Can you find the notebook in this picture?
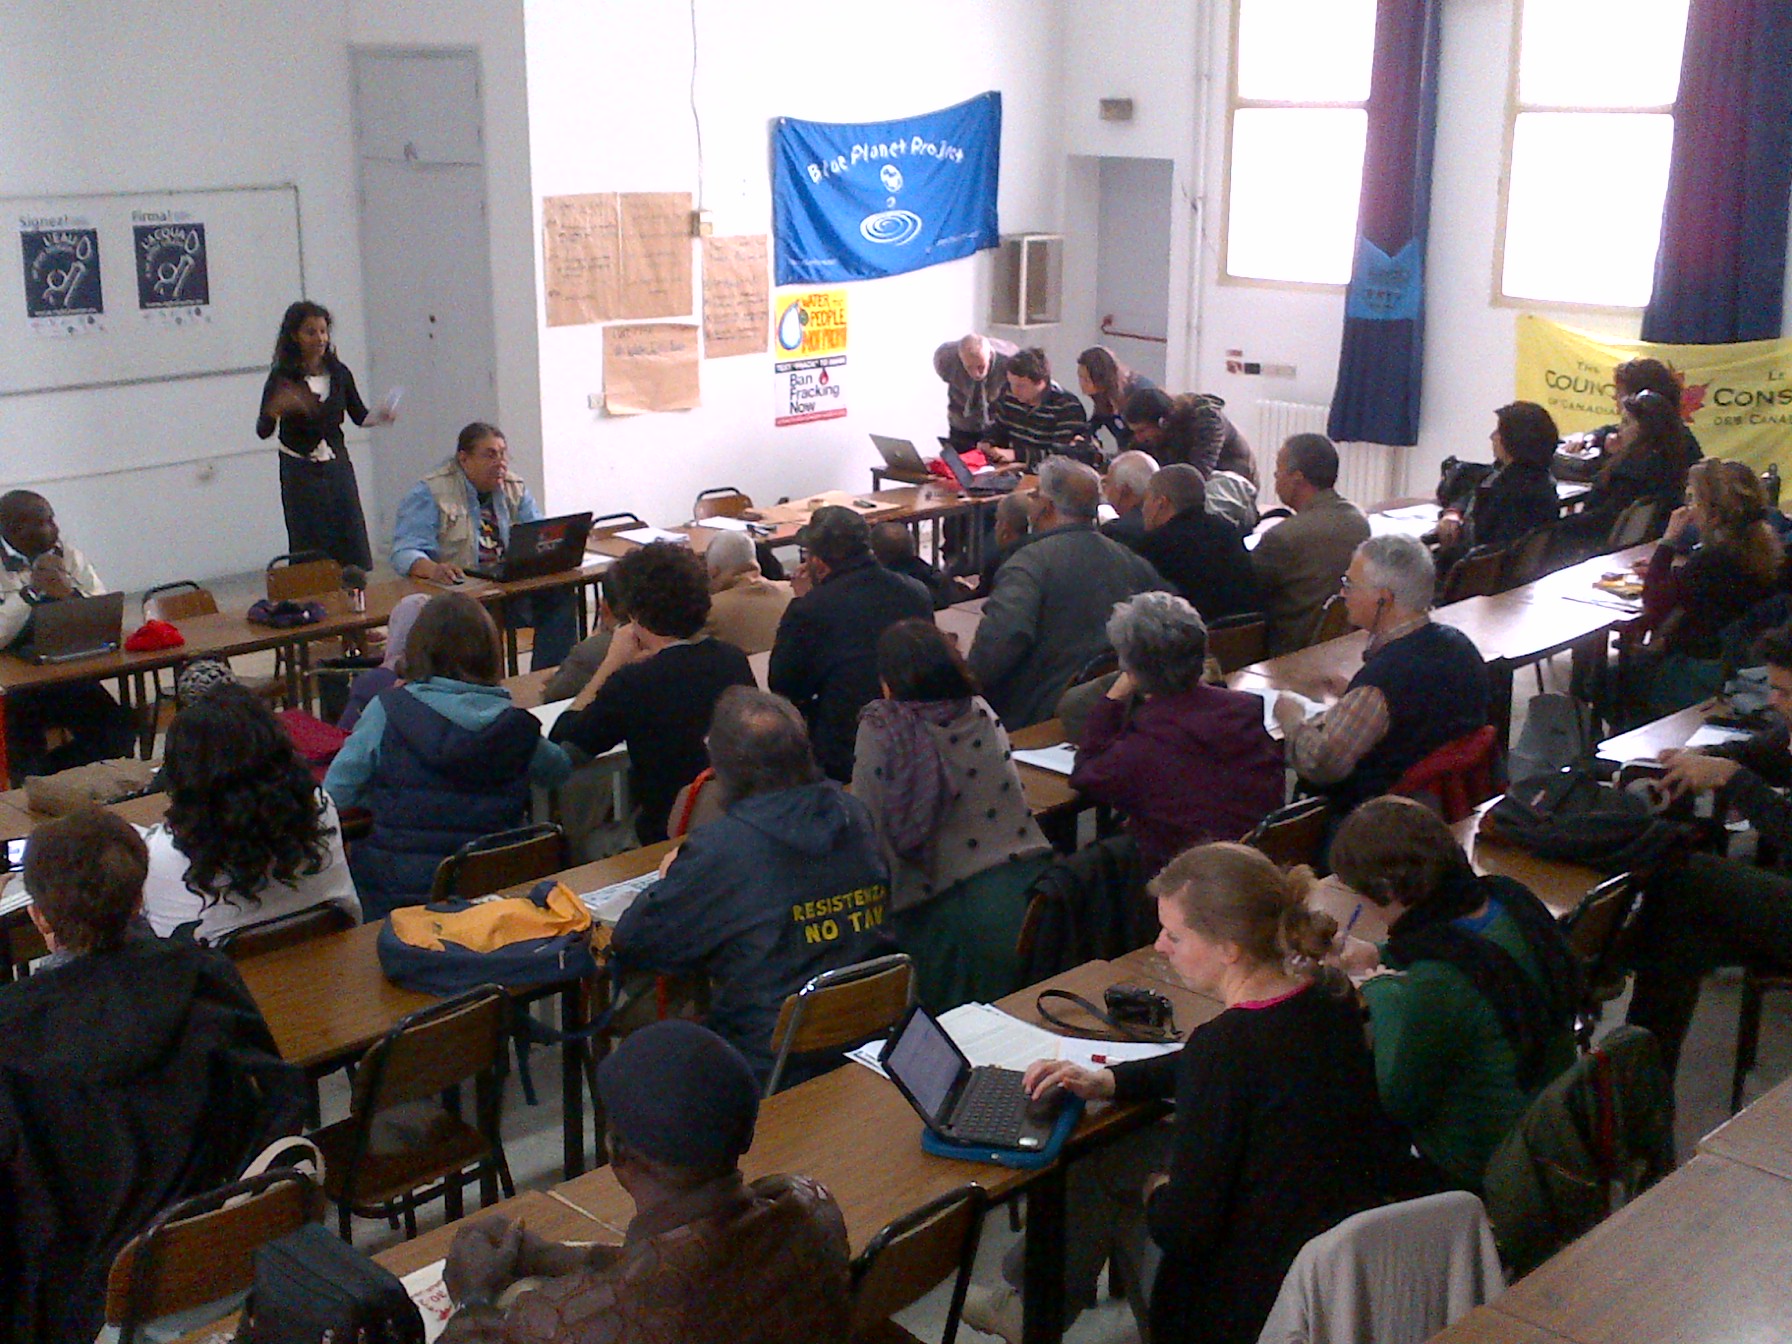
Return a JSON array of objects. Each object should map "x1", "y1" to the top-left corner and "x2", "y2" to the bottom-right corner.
[{"x1": 18, "y1": 590, "x2": 125, "y2": 664}]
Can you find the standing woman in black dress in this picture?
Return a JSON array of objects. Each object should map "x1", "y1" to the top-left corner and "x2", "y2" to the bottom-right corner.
[{"x1": 255, "y1": 301, "x2": 389, "y2": 569}]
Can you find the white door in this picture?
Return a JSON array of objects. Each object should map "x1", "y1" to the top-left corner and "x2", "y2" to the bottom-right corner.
[{"x1": 352, "y1": 49, "x2": 496, "y2": 556}]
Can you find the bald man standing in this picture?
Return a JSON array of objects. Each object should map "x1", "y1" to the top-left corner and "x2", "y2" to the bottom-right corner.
[{"x1": 934, "y1": 332, "x2": 1017, "y2": 451}]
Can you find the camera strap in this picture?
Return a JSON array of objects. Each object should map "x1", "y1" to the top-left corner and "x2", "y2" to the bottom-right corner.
[{"x1": 1033, "y1": 989, "x2": 1181, "y2": 1044}]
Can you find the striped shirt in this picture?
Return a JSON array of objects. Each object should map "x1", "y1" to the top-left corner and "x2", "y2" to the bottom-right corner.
[{"x1": 987, "y1": 384, "x2": 1093, "y2": 467}]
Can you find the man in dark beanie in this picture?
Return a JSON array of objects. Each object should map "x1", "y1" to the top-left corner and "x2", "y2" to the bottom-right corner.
[
  {"x1": 768, "y1": 504, "x2": 931, "y2": 780},
  {"x1": 439, "y1": 1021, "x2": 850, "y2": 1344}
]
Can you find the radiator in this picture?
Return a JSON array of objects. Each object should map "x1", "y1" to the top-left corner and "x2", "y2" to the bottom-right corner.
[{"x1": 1251, "y1": 400, "x2": 1402, "y2": 507}]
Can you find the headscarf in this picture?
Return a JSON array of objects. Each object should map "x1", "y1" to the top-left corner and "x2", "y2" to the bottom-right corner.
[
  {"x1": 857, "y1": 696, "x2": 970, "y2": 859},
  {"x1": 382, "y1": 593, "x2": 430, "y2": 672}
]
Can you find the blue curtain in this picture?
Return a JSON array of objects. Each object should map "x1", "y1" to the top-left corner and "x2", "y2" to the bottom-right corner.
[
  {"x1": 1641, "y1": 1, "x2": 1792, "y2": 343},
  {"x1": 1327, "y1": 0, "x2": 1442, "y2": 447}
]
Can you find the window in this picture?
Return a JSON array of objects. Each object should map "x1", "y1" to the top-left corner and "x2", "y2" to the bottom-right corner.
[
  {"x1": 1499, "y1": 0, "x2": 1690, "y2": 308},
  {"x1": 1223, "y1": 0, "x2": 1376, "y2": 286}
]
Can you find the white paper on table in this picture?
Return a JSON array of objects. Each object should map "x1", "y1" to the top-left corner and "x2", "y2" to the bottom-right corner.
[
  {"x1": 1379, "y1": 503, "x2": 1442, "y2": 522},
  {"x1": 1012, "y1": 743, "x2": 1077, "y2": 776},
  {"x1": 1256, "y1": 688, "x2": 1325, "y2": 737},
  {"x1": 0, "y1": 874, "x2": 29, "y2": 918},
  {"x1": 846, "y1": 1002, "x2": 1064, "y2": 1079},
  {"x1": 529, "y1": 698, "x2": 576, "y2": 736},
  {"x1": 1686, "y1": 724, "x2": 1752, "y2": 749},
  {"x1": 615, "y1": 526, "x2": 688, "y2": 546},
  {"x1": 697, "y1": 515, "x2": 754, "y2": 533},
  {"x1": 579, "y1": 870, "x2": 660, "y2": 925},
  {"x1": 400, "y1": 1260, "x2": 455, "y2": 1342},
  {"x1": 1054, "y1": 1038, "x2": 1181, "y2": 1071}
]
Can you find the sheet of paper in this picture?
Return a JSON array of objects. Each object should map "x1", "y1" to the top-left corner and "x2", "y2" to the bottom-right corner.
[
  {"x1": 617, "y1": 192, "x2": 693, "y2": 319},
  {"x1": 0, "y1": 874, "x2": 29, "y2": 918},
  {"x1": 1012, "y1": 744, "x2": 1077, "y2": 776},
  {"x1": 1256, "y1": 688, "x2": 1325, "y2": 737},
  {"x1": 698, "y1": 515, "x2": 753, "y2": 533},
  {"x1": 1054, "y1": 1038, "x2": 1181, "y2": 1071},
  {"x1": 604, "y1": 323, "x2": 700, "y2": 415},
  {"x1": 529, "y1": 697, "x2": 575, "y2": 737},
  {"x1": 400, "y1": 1260, "x2": 455, "y2": 1343},
  {"x1": 846, "y1": 1002, "x2": 1063, "y2": 1079},
  {"x1": 542, "y1": 194, "x2": 622, "y2": 327},
  {"x1": 702, "y1": 234, "x2": 768, "y2": 357},
  {"x1": 614, "y1": 525, "x2": 689, "y2": 546},
  {"x1": 579, "y1": 870, "x2": 660, "y2": 925},
  {"x1": 1687, "y1": 723, "x2": 1752, "y2": 748}
]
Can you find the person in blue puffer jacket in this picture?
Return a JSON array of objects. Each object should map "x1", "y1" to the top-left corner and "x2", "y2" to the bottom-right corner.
[{"x1": 325, "y1": 592, "x2": 570, "y2": 920}]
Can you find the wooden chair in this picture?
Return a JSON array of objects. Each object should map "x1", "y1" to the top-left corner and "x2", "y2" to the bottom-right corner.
[
  {"x1": 1242, "y1": 797, "x2": 1330, "y2": 870},
  {"x1": 104, "y1": 1169, "x2": 321, "y2": 1344},
  {"x1": 1393, "y1": 725, "x2": 1501, "y2": 824},
  {"x1": 1308, "y1": 593, "x2": 1352, "y2": 647},
  {"x1": 1559, "y1": 871, "x2": 1642, "y2": 1050},
  {"x1": 266, "y1": 551, "x2": 344, "y2": 601},
  {"x1": 1206, "y1": 612, "x2": 1268, "y2": 674},
  {"x1": 850, "y1": 1185, "x2": 986, "y2": 1344},
  {"x1": 1440, "y1": 544, "x2": 1506, "y2": 603},
  {"x1": 765, "y1": 953, "x2": 915, "y2": 1096},
  {"x1": 430, "y1": 822, "x2": 571, "y2": 901},
  {"x1": 143, "y1": 579, "x2": 219, "y2": 624},
  {"x1": 312, "y1": 984, "x2": 515, "y2": 1241},
  {"x1": 217, "y1": 903, "x2": 357, "y2": 961},
  {"x1": 693, "y1": 487, "x2": 753, "y2": 521},
  {"x1": 590, "y1": 511, "x2": 647, "y2": 540}
]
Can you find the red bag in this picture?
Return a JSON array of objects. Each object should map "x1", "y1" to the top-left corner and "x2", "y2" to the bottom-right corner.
[{"x1": 277, "y1": 709, "x2": 349, "y2": 782}]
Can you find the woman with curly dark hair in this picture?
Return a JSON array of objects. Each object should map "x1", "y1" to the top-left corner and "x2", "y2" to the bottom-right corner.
[{"x1": 141, "y1": 682, "x2": 360, "y2": 942}]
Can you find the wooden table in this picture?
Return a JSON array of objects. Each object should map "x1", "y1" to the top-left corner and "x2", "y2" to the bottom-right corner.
[
  {"x1": 1699, "y1": 1073, "x2": 1792, "y2": 1179},
  {"x1": 554, "y1": 956, "x2": 1215, "y2": 1344},
  {"x1": 1426, "y1": 1306, "x2": 1577, "y2": 1343},
  {"x1": 1491, "y1": 1154, "x2": 1792, "y2": 1344},
  {"x1": 1595, "y1": 701, "x2": 1714, "y2": 765}
]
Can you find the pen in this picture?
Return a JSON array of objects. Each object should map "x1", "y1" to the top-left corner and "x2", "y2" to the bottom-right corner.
[{"x1": 1345, "y1": 903, "x2": 1363, "y2": 937}]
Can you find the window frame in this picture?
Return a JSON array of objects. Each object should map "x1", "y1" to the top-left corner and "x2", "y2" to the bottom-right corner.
[
  {"x1": 1217, "y1": 0, "x2": 1373, "y2": 294},
  {"x1": 1491, "y1": 0, "x2": 1682, "y2": 313}
]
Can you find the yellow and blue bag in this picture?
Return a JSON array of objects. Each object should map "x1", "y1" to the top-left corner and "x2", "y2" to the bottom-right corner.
[{"x1": 376, "y1": 879, "x2": 597, "y2": 996}]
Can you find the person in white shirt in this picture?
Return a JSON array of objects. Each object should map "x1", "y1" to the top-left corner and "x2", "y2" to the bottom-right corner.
[{"x1": 140, "y1": 682, "x2": 360, "y2": 943}]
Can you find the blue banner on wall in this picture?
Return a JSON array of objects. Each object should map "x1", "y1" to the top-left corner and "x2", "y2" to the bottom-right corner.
[{"x1": 773, "y1": 92, "x2": 1001, "y2": 285}]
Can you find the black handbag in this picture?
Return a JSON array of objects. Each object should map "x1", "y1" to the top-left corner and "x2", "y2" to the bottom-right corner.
[{"x1": 234, "y1": 1224, "x2": 424, "y2": 1344}]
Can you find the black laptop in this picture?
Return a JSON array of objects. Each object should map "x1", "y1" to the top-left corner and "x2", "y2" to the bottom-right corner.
[
  {"x1": 880, "y1": 1002, "x2": 1060, "y2": 1151},
  {"x1": 465, "y1": 512, "x2": 594, "y2": 582},
  {"x1": 939, "y1": 443, "x2": 1020, "y2": 496},
  {"x1": 17, "y1": 591, "x2": 125, "y2": 664}
]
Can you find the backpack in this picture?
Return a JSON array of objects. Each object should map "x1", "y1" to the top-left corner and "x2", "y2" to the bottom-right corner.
[
  {"x1": 376, "y1": 879, "x2": 598, "y2": 996},
  {"x1": 1481, "y1": 765, "x2": 1682, "y2": 874},
  {"x1": 233, "y1": 1223, "x2": 424, "y2": 1344}
]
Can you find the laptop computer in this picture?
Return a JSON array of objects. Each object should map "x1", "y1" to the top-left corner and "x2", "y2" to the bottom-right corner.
[
  {"x1": 465, "y1": 512, "x2": 594, "y2": 582},
  {"x1": 18, "y1": 590, "x2": 125, "y2": 664},
  {"x1": 869, "y1": 434, "x2": 932, "y2": 481},
  {"x1": 880, "y1": 1002, "x2": 1061, "y2": 1151},
  {"x1": 939, "y1": 443, "x2": 1020, "y2": 496}
]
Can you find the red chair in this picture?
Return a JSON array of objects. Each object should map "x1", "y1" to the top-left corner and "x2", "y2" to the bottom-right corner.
[{"x1": 1393, "y1": 725, "x2": 1500, "y2": 824}]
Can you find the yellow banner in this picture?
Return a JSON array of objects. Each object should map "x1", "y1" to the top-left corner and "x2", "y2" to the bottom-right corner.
[{"x1": 1513, "y1": 314, "x2": 1792, "y2": 472}]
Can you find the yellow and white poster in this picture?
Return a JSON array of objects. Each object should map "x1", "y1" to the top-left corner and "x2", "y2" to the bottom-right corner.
[
  {"x1": 1515, "y1": 314, "x2": 1792, "y2": 471},
  {"x1": 773, "y1": 288, "x2": 847, "y2": 427}
]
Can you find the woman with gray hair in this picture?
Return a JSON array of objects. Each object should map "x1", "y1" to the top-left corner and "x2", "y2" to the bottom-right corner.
[{"x1": 1069, "y1": 592, "x2": 1284, "y2": 874}]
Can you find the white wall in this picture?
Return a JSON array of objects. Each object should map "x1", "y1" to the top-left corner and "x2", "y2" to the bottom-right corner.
[
  {"x1": 0, "y1": 0, "x2": 529, "y2": 591},
  {"x1": 521, "y1": 0, "x2": 1067, "y2": 527}
]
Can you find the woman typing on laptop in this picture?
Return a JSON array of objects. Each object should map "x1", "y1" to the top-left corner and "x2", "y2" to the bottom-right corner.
[{"x1": 965, "y1": 843, "x2": 1433, "y2": 1344}]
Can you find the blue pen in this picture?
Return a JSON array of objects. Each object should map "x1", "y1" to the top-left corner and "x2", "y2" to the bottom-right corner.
[{"x1": 1344, "y1": 903, "x2": 1363, "y2": 937}]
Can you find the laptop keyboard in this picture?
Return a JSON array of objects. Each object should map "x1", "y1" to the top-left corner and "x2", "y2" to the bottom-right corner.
[{"x1": 950, "y1": 1066, "x2": 1030, "y2": 1146}]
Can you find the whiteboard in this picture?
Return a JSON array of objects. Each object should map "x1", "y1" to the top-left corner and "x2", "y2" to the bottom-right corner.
[{"x1": 0, "y1": 184, "x2": 304, "y2": 397}]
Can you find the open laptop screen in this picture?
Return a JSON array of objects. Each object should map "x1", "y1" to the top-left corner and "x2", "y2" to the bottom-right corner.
[
  {"x1": 883, "y1": 1006, "x2": 967, "y2": 1121},
  {"x1": 938, "y1": 444, "x2": 975, "y2": 488}
]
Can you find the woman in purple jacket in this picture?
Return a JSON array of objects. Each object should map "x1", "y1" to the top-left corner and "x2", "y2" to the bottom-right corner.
[{"x1": 1070, "y1": 592, "x2": 1284, "y2": 875}]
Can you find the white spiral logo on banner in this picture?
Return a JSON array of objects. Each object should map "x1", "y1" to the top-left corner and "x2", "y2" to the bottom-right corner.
[{"x1": 860, "y1": 209, "x2": 923, "y2": 246}]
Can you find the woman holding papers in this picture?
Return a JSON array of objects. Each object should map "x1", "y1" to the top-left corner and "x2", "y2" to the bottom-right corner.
[
  {"x1": 966, "y1": 843, "x2": 1432, "y2": 1344},
  {"x1": 255, "y1": 299, "x2": 392, "y2": 569},
  {"x1": 851, "y1": 619, "x2": 1052, "y2": 1010},
  {"x1": 1069, "y1": 593, "x2": 1283, "y2": 876}
]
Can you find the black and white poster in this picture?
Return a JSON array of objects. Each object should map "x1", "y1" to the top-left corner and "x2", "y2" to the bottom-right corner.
[
  {"x1": 132, "y1": 211, "x2": 210, "y2": 326},
  {"x1": 19, "y1": 216, "x2": 105, "y2": 336}
]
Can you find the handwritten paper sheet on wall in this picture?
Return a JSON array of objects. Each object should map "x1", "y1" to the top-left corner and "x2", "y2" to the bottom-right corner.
[
  {"x1": 604, "y1": 324, "x2": 699, "y2": 415},
  {"x1": 542, "y1": 192, "x2": 693, "y2": 327},
  {"x1": 702, "y1": 235, "x2": 768, "y2": 357}
]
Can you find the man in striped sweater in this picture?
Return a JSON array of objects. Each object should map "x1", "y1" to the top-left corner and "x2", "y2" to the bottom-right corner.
[{"x1": 982, "y1": 347, "x2": 1096, "y2": 469}]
